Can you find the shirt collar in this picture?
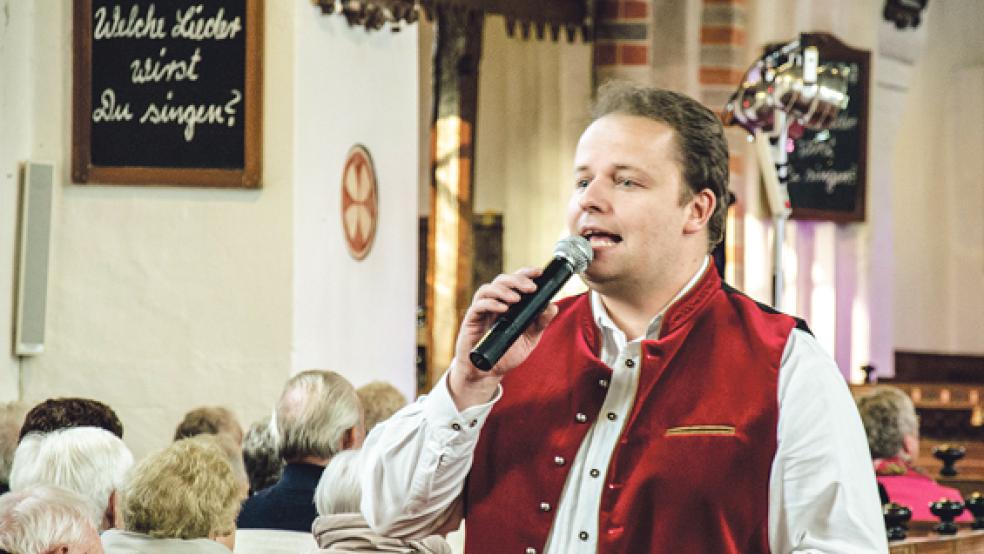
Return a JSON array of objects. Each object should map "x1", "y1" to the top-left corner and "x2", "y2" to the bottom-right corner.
[
  {"x1": 280, "y1": 462, "x2": 326, "y2": 489},
  {"x1": 590, "y1": 255, "x2": 709, "y2": 343}
]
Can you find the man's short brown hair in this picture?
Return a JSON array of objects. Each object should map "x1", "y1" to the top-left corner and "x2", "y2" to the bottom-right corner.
[{"x1": 173, "y1": 406, "x2": 243, "y2": 444}]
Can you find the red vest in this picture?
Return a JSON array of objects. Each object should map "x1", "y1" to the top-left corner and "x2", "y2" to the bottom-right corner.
[{"x1": 465, "y1": 267, "x2": 799, "y2": 553}]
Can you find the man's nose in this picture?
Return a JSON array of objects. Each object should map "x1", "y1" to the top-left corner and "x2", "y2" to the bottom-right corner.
[{"x1": 578, "y1": 178, "x2": 611, "y2": 212}]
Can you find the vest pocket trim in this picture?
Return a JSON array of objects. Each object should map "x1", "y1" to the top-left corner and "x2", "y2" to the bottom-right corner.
[{"x1": 664, "y1": 425, "x2": 736, "y2": 437}]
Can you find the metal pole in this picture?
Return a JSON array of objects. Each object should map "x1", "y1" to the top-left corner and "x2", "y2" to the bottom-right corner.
[
  {"x1": 753, "y1": 121, "x2": 792, "y2": 310},
  {"x1": 771, "y1": 120, "x2": 790, "y2": 311}
]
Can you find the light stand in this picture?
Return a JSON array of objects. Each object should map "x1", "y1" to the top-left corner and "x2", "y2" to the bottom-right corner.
[{"x1": 753, "y1": 121, "x2": 792, "y2": 309}]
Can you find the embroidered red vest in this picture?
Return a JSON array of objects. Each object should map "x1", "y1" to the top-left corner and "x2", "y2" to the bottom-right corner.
[{"x1": 464, "y1": 267, "x2": 799, "y2": 554}]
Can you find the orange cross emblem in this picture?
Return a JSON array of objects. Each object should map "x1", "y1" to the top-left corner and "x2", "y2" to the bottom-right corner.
[{"x1": 341, "y1": 145, "x2": 378, "y2": 260}]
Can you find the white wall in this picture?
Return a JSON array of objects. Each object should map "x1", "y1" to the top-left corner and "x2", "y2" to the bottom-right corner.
[
  {"x1": 894, "y1": 0, "x2": 984, "y2": 355},
  {"x1": 291, "y1": 7, "x2": 419, "y2": 398},
  {"x1": 14, "y1": 1, "x2": 297, "y2": 460},
  {"x1": 475, "y1": 16, "x2": 593, "y2": 271},
  {"x1": 0, "y1": 0, "x2": 32, "y2": 400},
  {"x1": 1, "y1": 1, "x2": 421, "y2": 459}
]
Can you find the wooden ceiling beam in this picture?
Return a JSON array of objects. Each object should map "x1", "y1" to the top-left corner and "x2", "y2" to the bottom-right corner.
[{"x1": 312, "y1": 0, "x2": 593, "y2": 41}]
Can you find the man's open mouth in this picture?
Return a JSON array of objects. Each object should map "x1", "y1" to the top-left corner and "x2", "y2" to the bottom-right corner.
[{"x1": 581, "y1": 229, "x2": 623, "y2": 247}]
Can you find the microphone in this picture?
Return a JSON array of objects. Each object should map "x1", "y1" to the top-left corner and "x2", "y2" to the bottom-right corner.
[{"x1": 469, "y1": 235, "x2": 593, "y2": 371}]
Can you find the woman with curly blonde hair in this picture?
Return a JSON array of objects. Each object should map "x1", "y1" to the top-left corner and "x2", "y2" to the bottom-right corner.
[{"x1": 101, "y1": 435, "x2": 241, "y2": 553}]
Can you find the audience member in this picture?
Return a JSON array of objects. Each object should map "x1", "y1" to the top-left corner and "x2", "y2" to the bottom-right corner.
[
  {"x1": 0, "y1": 401, "x2": 28, "y2": 494},
  {"x1": 173, "y1": 407, "x2": 249, "y2": 500},
  {"x1": 242, "y1": 418, "x2": 283, "y2": 496},
  {"x1": 857, "y1": 386, "x2": 971, "y2": 522},
  {"x1": 101, "y1": 436, "x2": 240, "y2": 553},
  {"x1": 9, "y1": 427, "x2": 133, "y2": 532},
  {"x1": 210, "y1": 432, "x2": 250, "y2": 501},
  {"x1": 0, "y1": 484, "x2": 105, "y2": 554},
  {"x1": 237, "y1": 370, "x2": 364, "y2": 532},
  {"x1": 173, "y1": 406, "x2": 244, "y2": 445},
  {"x1": 312, "y1": 450, "x2": 451, "y2": 553},
  {"x1": 19, "y1": 397, "x2": 123, "y2": 440},
  {"x1": 356, "y1": 381, "x2": 408, "y2": 434}
]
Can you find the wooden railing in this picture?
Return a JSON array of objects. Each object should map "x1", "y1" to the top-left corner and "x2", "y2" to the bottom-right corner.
[
  {"x1": 890, "y1": 529, "x2": 984, "y2": 553},
  {"x1": 851, "y1": 383, "x2": 984, "y2": 428}
]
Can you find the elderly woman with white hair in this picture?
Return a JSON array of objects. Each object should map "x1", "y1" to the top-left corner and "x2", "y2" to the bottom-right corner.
[
  {"x1": 0, "y1": 484, "x2": 105, "y2": 554},
  {"x1": 101, "y1": 435, "x2": 241, "y2": 553},
  {"x1": 310, "y1": 449, "x2": 451, "y2": 553},
  {"x1": 10, "y1": 427, "x2": 133, "y2": 531}
]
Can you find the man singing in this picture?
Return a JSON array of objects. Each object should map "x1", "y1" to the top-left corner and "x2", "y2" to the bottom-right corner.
[{"x1": 360, "y1": 82, "x2": 886, "y2": 553}]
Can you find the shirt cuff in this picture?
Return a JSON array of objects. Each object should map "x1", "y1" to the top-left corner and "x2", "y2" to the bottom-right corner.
[{"x1": 422, "y1": 366, "x2": 502, "y2": 439}]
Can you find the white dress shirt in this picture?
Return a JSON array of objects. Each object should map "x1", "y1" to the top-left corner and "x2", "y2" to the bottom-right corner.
[{"x1": 360, "y1": 260, "x2": 887, "y2": 553}]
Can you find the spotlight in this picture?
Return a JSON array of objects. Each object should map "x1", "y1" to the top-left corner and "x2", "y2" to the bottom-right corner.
[{"x1": 724, "y1": 39, "x2": 849, "y2": 136}]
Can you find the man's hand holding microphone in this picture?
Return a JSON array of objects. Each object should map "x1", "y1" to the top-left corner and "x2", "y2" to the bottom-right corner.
[{"x1": 447, "y1": 236, "x2": 592, "y2": 411}]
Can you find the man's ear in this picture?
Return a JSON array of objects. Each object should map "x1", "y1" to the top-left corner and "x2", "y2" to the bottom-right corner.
[
  {"x1": 683, "y1": 188, "x2": 716, "y2": 235},
  {"x1": 106, "y1": 489, "x2": 122, "y2": 530},
  {"x1": 902, "y1": 433, "x2": 920, "y2": 461},
  {"x1": 341, "y1": 425, "x2": 365, "y2": 450}
]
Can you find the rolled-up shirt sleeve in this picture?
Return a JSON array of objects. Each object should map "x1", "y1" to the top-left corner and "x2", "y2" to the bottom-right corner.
[
  {"x1": 769, "y1": 328, "x2": 888, "y2": 553},
  {"x1": 360, "y1": 369, "x2": 500, "y2": 538}
]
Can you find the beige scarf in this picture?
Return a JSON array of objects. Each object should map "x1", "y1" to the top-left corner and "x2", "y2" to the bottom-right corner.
[{"x1": 311, "y1": 513, "x2": 452, "y2": 554}]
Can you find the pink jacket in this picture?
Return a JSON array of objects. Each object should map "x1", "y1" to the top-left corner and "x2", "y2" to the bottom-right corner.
[{"x1": 876, "y1": 458, "x2": 973, "y2": 522}]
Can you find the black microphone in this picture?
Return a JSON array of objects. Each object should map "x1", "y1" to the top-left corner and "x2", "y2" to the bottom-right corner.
[{"x1": 469, "y1": 235, "x2": 593, "y2": 371}]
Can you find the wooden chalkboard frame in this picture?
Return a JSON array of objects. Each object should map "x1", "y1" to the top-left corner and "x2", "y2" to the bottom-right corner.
[
  {"x1": 71, "y1": 0, "x2": 263, "y2": 188},
  {"x1": 785, "y1": 33, "x2": 870, "y2": 222}
]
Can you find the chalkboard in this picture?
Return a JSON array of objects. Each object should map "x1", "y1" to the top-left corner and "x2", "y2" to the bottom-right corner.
[
  {"x1": 785, "y1": 33, "x2": 869, "y2": 222},
  {"x1": 72, "y1": 0, "x2": 262, "y2": 187}
]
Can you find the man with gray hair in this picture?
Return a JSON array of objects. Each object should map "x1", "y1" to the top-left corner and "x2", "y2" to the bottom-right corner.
[
  {"x1": 237, "y1": 369, "x2": 364, "y2": 532},
  {"x1": 9, "y1": 427, "x2": 134, "y2": 531},
  {"x1": 0, "y1": 484, "x2": 105, "y2": 554}
]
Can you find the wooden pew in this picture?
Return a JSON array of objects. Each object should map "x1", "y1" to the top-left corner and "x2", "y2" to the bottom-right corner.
[{"x1": 889, "y1": 529, "x2": 984, "y2": 553}]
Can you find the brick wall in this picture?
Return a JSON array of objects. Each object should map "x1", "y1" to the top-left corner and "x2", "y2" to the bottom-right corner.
[
  {"x1": 699, "y1": 0, "x2": 749, "y2": 286},
  {"x1": 594, "y1": 0, "x2": 651, "y2": 82}
]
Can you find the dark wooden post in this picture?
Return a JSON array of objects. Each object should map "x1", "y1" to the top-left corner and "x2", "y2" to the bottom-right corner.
[{"x1": 424, "y1": 6, "x2": 484, "y2": 390}]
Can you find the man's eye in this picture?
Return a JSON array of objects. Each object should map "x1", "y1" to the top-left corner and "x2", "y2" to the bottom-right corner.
[
  {"x1": 616, "y1": 178, "x2": 639, "y2": 188},
  {"x1": 575, "y1": 179, "x2": 590, "y2": 189}
]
